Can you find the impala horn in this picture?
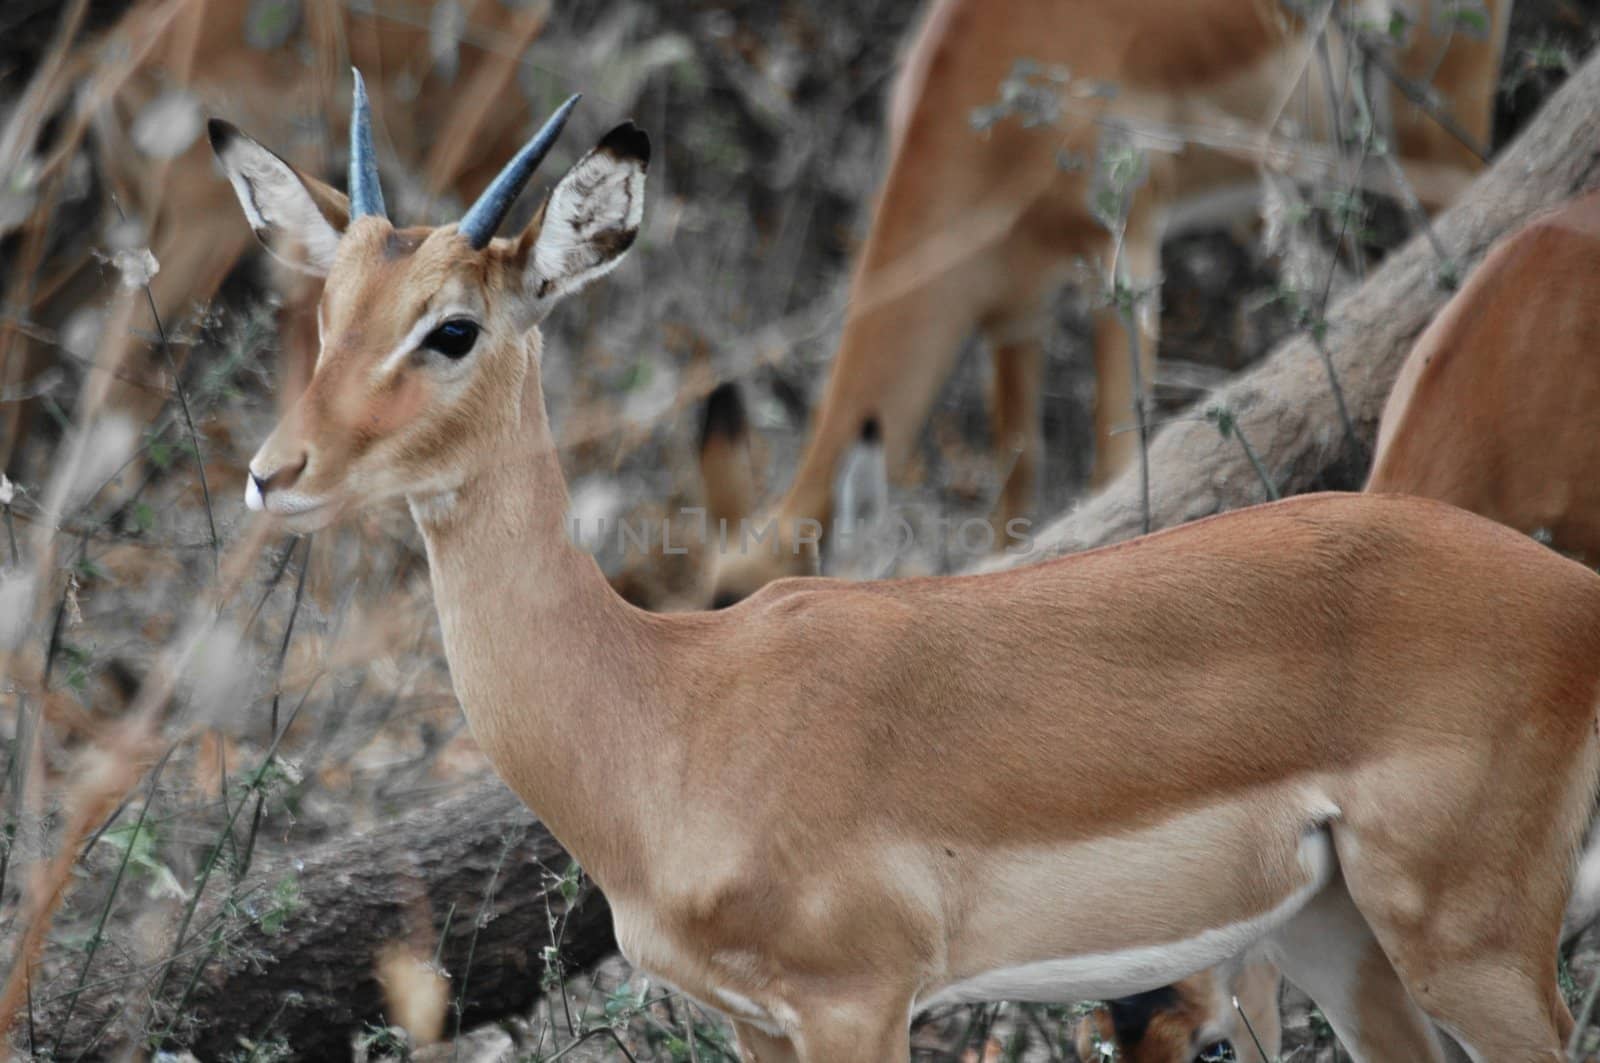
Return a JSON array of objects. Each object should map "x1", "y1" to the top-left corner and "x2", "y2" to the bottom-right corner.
[
  {"x1": 349, "y1": 68, "x2": 386, "y2": 219},
  {"x1": 458, "y1": 94, "x2": 581, "y2": 250}
]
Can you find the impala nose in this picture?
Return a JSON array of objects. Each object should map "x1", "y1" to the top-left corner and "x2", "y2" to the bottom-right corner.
[
  {"x1": 245, "y1": 471, "x2": 268, "y2": 512},
  {"x1": 244, "y1": 453, "x2": 309, "y2": 511}
]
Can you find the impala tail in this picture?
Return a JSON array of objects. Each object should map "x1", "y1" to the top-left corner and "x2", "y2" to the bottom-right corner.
[
  {"x1": 700, "y1": 382, "x2": 759, "y2": 542},
  {"x1": 609, "y1": 382, "x2": 759, "y2": 612}
]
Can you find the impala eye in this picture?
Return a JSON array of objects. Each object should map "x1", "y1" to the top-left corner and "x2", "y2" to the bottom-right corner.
[{"x1": 423, "y1": 319, "x2": 479, "y2": 359}]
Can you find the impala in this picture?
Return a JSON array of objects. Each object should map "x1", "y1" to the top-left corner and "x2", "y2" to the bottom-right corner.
[
  {"x1": 707, "y1": 0, "x2": 1511, "y2": 606},
  {"x1": 699, "y1": 380, "x2": 1287, "y2": 1062},
  {"x1": 218, "y1": 82, "x2": 1600, "y2": 1063},
  {"x1": 1079, "y1": 187, "x2": 1600, "y2": 1060},
  {"x1": 1366, "y1": 186, "x2": 1600, "y2": 560},
  {"x1": 1074, "y1": 956, "x2": 1283, "y2": 1062}
]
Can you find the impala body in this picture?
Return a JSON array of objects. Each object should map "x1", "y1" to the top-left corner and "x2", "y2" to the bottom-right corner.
[
  {"x1": 707, "y1": 0, "x2": 1510, "y2": 605},
  {"x1": 1368, "y1": 188, "x2": 1600, "y2": 559},
  {"x1": 217, "y1": 84, "x2": 1600, "y2": 1062},
  {"x1": 1082, "y1": 184, "x2": 1600, "y2": 1063}
]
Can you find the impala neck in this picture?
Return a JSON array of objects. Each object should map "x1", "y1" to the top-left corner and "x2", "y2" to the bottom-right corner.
[{"x1": 408, "y1": 345, "x2": 666, "y2": 893}]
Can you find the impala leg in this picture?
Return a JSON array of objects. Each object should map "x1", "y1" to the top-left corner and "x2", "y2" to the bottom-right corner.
[
  {"x1": 988, "y1": 331, "x2": 1044, "y2": 538},
  {"x1": 1380, "y1": 950, "x2": 1569, "y2": 1063},
  {"x1": 1230, "y1": 954, "x2": 1283, "y2": 1063},
  {"x1": 1342, "y1": 897, "x2": 1572, "y2": 1063},
  {"x1": 1263, "y1": 871, "x2": 1451, "y2": 1063},
  {"x1": 1330, "y1": 768, "x2": 1583, "y2": 1062},
  {"x1": 754, "y1": 994, "x2": 912, "y2": 1063},
  {"x1": 1089, "y1": 207, "x2": 1160, "y2": 489},
  {"x1": 732, "y1": 1020, "x2": 800, "y2": 1063}
]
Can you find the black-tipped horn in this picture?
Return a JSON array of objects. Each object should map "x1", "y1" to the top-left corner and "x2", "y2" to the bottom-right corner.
[
  {"x1": 349, "y1": 68, "x2": 386, "y2": 220},
  {"x1": 458, "y1": 94, "x2": 581, "y2": 250}
]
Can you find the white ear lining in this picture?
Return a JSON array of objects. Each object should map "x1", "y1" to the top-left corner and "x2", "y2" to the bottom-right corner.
[
  {"x1": 529, "y1": 146, "x2": 646, "y2": 304},
  {"x1": 214, "y1": 130, "x2": 343, "y2": 276}
]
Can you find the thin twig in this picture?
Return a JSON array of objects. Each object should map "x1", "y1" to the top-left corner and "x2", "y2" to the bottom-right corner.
[
  {"x1": 451, "y1": 830, "x2": 521, "y2": 1056},
  {"x1": 1108, "y1": 216, "x2": 1152, "y2": 535},
  {"x1": 1207, "y1": 406, "x2": 1280, "y2": 501},
  {"x1": 1355, "y1": 35, "x2": 1491, "y2": 163},
  {"x1": 1309, "y1": 331, "x2": 1362, "y2": 463},
  {"x1": 51, "y1": 743, "x2": 178, "y2": 1051},
  {"x1": 142, "y1": 682, "x2": 318, "y2": 1036},
  {"x1": 110, "y1": 197, "x2": 220, "y2": 579},
  {"x1": 1234, "y1": 994, "x2": 1272, "y2": 1061}
]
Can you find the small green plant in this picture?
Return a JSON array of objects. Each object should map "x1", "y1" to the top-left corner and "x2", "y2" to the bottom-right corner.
[{"x1": 355, "y1": 1023, "x2": 412, "y2": 1061}]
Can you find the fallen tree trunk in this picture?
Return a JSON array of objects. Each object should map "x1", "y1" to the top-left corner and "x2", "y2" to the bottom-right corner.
[
  {"x1": 40, "y1": 782, "x2": 615, "y2": 1060},
  {"x1": 992, "y1": 47, "x2": 1600, "y2": 568},
  {"x1": 39, "y1": 45, "x2": 1600, "y2": 1063}
]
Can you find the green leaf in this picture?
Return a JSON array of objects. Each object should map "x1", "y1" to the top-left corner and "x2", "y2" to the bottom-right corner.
[
  {"x1": 1446, "y1": 2, "x2": 1489, "y2": 33},
  {"x1": 558, "y1": 863, "x2": 582, "y2": 904},
  {"x1": 258, "y1": 875, "x2": 302, "y2": 935},
  {"x1": 621, "y1": 360, "x2": 654, "y2": 393},
  {"x1": 147, "y1": 438, "x2": 173, "y2": 469},
  {"x1": 1205, "y1": 404, "x2": 1237, "y2": 439},
  {"x1": 103, "y1": 819, "x2": 159, "y2": 866}
]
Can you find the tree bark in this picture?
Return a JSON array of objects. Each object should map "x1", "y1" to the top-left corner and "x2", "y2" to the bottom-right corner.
[
  {"x1": 38, "y1": 781, "x2": 615, "y2": 1061},
  {"x1": 990, "y1": 48, "x2": 1600, "y2": 569}
]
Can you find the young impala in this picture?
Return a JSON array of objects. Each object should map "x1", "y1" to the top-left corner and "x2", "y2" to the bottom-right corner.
[
  {"x1": 707, "y1": 0, "x2": 1511, "y2": 606},
  {"x1": 218, "y1": 82, "x2": 1600, "y2": 1062}
]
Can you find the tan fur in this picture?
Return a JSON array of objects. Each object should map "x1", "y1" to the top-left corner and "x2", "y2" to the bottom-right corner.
[
  {"x1": 1087, "y1": 187, "x2": 1600, "y2": 1062},
  {"x1": 708, "y1": 0, "x2": 1509, "y2": 605},
  {"x1": 1367, "y1": 189, "x2": 1600, "y2": 560},
  {"x1": 224, "y1": 105, "x2": 1600, "y2": 1062}
]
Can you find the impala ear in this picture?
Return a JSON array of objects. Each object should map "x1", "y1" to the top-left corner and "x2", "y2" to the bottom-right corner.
[
  {"x1": 515, "y1": 122, "x2": 649, "y2": 320},
  {"x1": 208, "y1": 119, "x2": 349, "y2": 277}
]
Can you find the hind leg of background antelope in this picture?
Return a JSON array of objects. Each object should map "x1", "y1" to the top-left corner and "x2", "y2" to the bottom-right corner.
[
  {"x1": 987, "y1": 331, "x2": 1043, "y2": 538},
  {"x1": 1230, "y1": 954, "x2": 1283, "y2": 1062},
  {"x1": 1263, "y1": 868, "x2": 1452, "y2": 1062},
  {"x1": 1089, "y1": 207, "x2": 1160, "y2": 490}
]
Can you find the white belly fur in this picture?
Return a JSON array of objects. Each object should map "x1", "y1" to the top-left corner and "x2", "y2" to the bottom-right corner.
[{"x1": 919, "y1": 825, "x2": 1335, "y2": 1008}]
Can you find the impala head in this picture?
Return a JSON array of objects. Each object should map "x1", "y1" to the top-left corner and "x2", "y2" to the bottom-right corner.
[
  {"x1": 211, "y1": 73, "x2": 648, "y2": 530},
  {"x1": 1074, "y1": 987, "x2": 1240, "y2": 1063}
]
